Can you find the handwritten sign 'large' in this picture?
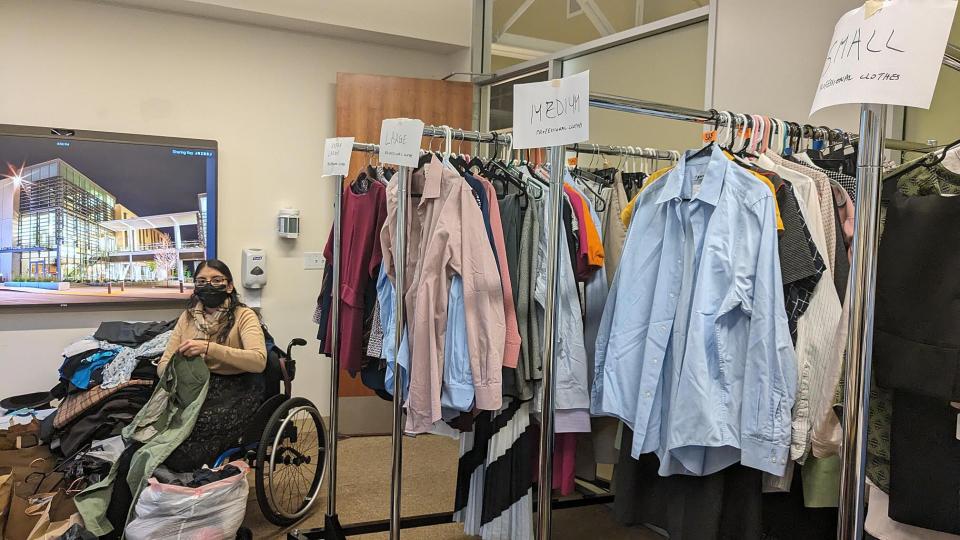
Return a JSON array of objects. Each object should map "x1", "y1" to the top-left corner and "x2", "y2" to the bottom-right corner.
[
  {"x1": 379, "y1": 118, "x2": 424, "y2": 168},
  {"x1": 323, "y1": 137, "x2": 355, "y2": 177},
  {"x1": 512, "y1": 71, "x2": 589, "y2": 149},
  {"x1": 811, "y1": 0, "x2": 957, "y2": 114}
]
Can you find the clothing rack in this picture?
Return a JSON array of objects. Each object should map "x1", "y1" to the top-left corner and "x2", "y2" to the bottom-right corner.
[
  {"x1": 305, "y1": 95, "x2": 934, "y2": 540},
  {"x1": 578, "y1": 92, "x2": 938, "y2": 540},
  {"x1": 296, "y1": 126, "x2": 614, "y2": 540}
]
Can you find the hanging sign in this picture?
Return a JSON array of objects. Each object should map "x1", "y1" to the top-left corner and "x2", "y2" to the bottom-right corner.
[
  {"x1": 379, "y1": 118, "x2": 424, "y2": 168},
  {"x1": 512, "y1": 70, "x2": 589, "y2": 149},
  {"x1": 811, "y1": 0, "x2": 958, "y2": 114},
  {"x1": 322, "y1": 137, "x2": 354, "y2": 176}
]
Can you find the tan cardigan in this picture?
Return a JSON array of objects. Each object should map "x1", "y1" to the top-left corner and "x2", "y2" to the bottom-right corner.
[{"x1": 158, "y1": 307, "x2": 267, "y2": 375}]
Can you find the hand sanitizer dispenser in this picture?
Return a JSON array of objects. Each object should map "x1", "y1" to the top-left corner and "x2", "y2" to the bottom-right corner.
[{"x1": 242, "y1": 249, "x2": 267, "y2": 289}]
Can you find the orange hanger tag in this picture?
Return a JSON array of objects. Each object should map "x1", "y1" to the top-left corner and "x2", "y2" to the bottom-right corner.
[
  {"x1": 702, "y1": 130, "x2": 718, "y2": 143},
  {"x1": 737, "y1": 127, "x2": 752, "y2": 139},
  {"x1": 567, "y1": 156, "x2": 578, "y2": 168}
]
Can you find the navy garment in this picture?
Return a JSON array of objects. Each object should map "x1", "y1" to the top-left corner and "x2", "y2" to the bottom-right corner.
[{"x1": 463, "y1": 172, "x2": 499, "y2": 269}]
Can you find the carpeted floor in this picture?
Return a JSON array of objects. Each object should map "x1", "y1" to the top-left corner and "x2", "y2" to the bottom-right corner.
[{"x1": 242, "y1": 434, "x2": 660, "y2": 539}]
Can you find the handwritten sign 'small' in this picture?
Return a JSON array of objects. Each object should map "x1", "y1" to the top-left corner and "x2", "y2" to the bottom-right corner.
[{"x1": 811, "y1": 0, "x2": 957, "y2": 113}]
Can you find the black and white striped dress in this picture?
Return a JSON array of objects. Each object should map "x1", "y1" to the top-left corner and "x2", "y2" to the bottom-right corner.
[{"x1": 453, "y1": 398, "x2": 535, "y2": 540}]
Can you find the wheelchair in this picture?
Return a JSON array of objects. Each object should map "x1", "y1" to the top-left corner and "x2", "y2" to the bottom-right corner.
[{"x1": 211, "y1": 335, "x2": 326, "y2": 526}]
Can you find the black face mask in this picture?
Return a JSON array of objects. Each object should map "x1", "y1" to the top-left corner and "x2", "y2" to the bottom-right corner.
[{"x1": 195, "y1": 283, "x2": 230, "y2": 308}]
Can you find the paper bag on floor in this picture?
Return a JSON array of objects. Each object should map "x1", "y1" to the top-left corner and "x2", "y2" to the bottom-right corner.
[
  {"x1": 5, "y1": 491, "x2": 56, "y2": 540},
  {"x1": 26, "y1": 509, "x2": 82, "y2": 540},
  {"x1": 5, "y1": 472, "x2": 77, "y2": 540},
  {"x1": 0, "y1": 467, "x2": 12, "y2": 535}
]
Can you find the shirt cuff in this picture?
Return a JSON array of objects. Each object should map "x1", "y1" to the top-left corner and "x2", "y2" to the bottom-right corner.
[
  {"x1": 741, "y1": 435, "x2": 790, "y2": 477},
  {"x1": 474, "y1": 383, "x2": 503, "y2": 411},
  {"x1": 440, "y1": 379, "x2": 475, "y2": 413}
]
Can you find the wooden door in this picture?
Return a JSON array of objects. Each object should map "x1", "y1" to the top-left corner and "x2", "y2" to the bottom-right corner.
[
  {"x1": 337, "y1": 72, "x2": 474, "y2": 180},
  {"x1": 334, "y1": 72, "x2": 474, "y2": 434}
]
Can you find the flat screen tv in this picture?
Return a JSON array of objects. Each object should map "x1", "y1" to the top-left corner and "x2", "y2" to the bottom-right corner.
[{"x1": 0, "y1": 125, "x2": 217, "y2": 307}]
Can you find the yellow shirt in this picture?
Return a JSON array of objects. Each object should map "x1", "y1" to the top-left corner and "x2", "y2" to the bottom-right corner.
[{"x1": 619, "y1": 158, "x2": 784, "y2": 231}]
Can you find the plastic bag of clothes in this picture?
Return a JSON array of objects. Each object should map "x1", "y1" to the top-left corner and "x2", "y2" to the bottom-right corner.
[{"x1": 124, "y1": 461, "x2": 249, "y2": 540}]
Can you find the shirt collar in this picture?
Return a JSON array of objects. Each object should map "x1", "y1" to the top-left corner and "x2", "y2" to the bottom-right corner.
[{"x1": 655, "y1": 144, "x2": 728, "y2": 207}]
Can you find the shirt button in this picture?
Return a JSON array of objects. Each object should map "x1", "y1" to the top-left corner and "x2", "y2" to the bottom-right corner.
[
  {"x1": 644, "y1": 391, "x2": 652, "y2": 398},
  {"x1": 669, "y1": 293, "x2": 676, "y2": 298},
  {"x1": 676, "y1": 259, "x2": 682, "y2": 264}
]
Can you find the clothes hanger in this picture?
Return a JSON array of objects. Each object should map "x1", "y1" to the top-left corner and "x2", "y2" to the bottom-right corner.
[
  {"x1": 568, "y1": 146, "x2": 608, "y2": 210},
  {"x1": 647, "y1": 148, "x2": 661, "y2": 172},
  {"x1": 485, "y1": 133, "x2": 536, "y2": 198},
  {"x1": 418, "y1": 132, "x2": 438, "y2": 168},
  {"x1": 449, "y1": 128, "x2": 470, "y2": 174},
  {"x1": 891, "y1": 136, "x2": 960, "y2": 178}
]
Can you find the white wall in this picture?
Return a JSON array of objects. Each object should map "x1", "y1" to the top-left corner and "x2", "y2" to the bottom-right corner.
[
  {"x1": 564, "y1": 21, "x2": 708, "y2": 155},
  {"x1": 711, "y1": 0, "x2": 864, "y2": 132},
  {"x1": 0, "y1": 0, "x2": 470, "y2": 414},
  {"x1": 100, "y1": 0, "x2": 473, "y2": 51}
]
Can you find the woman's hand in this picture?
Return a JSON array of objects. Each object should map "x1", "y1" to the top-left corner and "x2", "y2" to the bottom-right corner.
[{"x1": 178, "y1": 339, "x2": 209, "y2": 358}]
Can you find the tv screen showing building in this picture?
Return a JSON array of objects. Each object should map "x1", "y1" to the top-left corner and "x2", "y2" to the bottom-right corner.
[{"x1": 0, "y1": 126, "x2": 216, "y2": 307}]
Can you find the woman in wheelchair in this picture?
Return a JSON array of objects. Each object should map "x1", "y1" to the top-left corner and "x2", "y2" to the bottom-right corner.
[
  {"x1": 159, "y1": 258, "x2": 267, "y2": 471},
  {"x1": 93, "y1": 259, "x2": 268, "y2": 538}
]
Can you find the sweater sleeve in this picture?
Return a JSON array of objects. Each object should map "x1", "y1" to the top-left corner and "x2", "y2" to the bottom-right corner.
[
  {"x1": 205, "y1": 308, "x2": 267, "y2": 374},
  {"x1": 158, "y1": 312, "x2": 189, "y2": 375}
]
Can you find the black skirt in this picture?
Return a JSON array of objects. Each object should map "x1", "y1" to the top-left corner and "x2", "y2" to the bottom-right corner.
[{"x1": 164, "y1": 372, "x2": 264, "y2": 472}]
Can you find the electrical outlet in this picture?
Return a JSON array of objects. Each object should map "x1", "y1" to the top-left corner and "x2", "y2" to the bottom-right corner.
[{"x1": 304, "y1": 252, "x2": 324, "y2": 270}]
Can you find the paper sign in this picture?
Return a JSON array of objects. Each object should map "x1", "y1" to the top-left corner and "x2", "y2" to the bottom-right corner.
[
  {"x1": 811, "y1": 0, "x2": 958, "y2": 114},
  {"x1": 512, "y1": 71, "x2": 589, "y2": 149},
  {"x1": 322, "y1": 137, "x2": 354, "y2": 176},
  {"x1": 379, "y1": 118, "x2": 424, "y2": 168}
]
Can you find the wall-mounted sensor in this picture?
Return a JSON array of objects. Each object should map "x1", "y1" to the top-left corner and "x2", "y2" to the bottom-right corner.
[{"x1": 278, "y1": 208, "x2": 300, "y2": 239}]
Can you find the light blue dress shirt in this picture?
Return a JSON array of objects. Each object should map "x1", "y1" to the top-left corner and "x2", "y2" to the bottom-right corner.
[
  {"x1": 593, "y1": 145, "x2": 797, "y2": 477},
  {"x1": 380, "y1": 264, "x2": 410, "y2": 401},
  {"x1": 440, "y1": 275, "x2": 474, "y2": 415},
  {"x1": 566, "y1": 173, "x2": 609, "y2": 395},
  {"x1": 534, "y1": 172, "x2": 590, "y2": 414}
]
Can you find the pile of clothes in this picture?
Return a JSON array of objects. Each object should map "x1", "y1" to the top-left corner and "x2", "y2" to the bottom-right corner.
[{"x1": 43, "y1": 320, "x2": 176, "y2": 457}]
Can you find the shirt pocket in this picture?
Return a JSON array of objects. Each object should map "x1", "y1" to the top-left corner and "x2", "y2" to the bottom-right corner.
[{"x1": 471, "y1": 269, "x2": 502, "y2": 293}]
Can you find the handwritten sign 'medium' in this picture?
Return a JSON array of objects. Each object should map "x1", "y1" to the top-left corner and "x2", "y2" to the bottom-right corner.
[
  {"x1": 512, "y1": 71, "x2": 589, "y2": 149},
  {"x1": 811, "y1": 0, "x2": 957, "y2": 114}
]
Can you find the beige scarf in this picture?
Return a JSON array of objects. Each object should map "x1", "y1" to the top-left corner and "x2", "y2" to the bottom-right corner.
[{"x1": 188, "y1": 297, "x2": 232, "y2": 340}]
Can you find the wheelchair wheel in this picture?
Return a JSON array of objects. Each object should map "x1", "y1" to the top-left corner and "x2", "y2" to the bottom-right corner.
[{"x1": 255, "y1": 397, "x2": 326, "y2": 526}]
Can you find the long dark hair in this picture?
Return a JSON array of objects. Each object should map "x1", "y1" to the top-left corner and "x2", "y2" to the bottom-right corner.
[{"x1": 189, "y1": 259, "x2": 246, "y2": 344}]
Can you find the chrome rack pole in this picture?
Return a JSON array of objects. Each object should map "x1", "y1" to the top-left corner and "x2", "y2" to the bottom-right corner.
[
  {"x1": 535, "y1": 56, "x2": 566, "y2": 540},
  {"x1": 536, "y1": 142, "x2": 565, "y2": 540},
  {"x1": 389, "y1": 164, "x2": 410, "y2": 540},
  {"x1": 324, "y1": 172, "x2": 346, "y2": 539},
  {"x1": 837, "y1": 103, "x2": 886, "y2": 540},
  {"x1": 587, "y1": 93, "x2": 930, "y2": 153},
  {"x1": 567, "y1": 142, "x2": 674, "y2": 160}
]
